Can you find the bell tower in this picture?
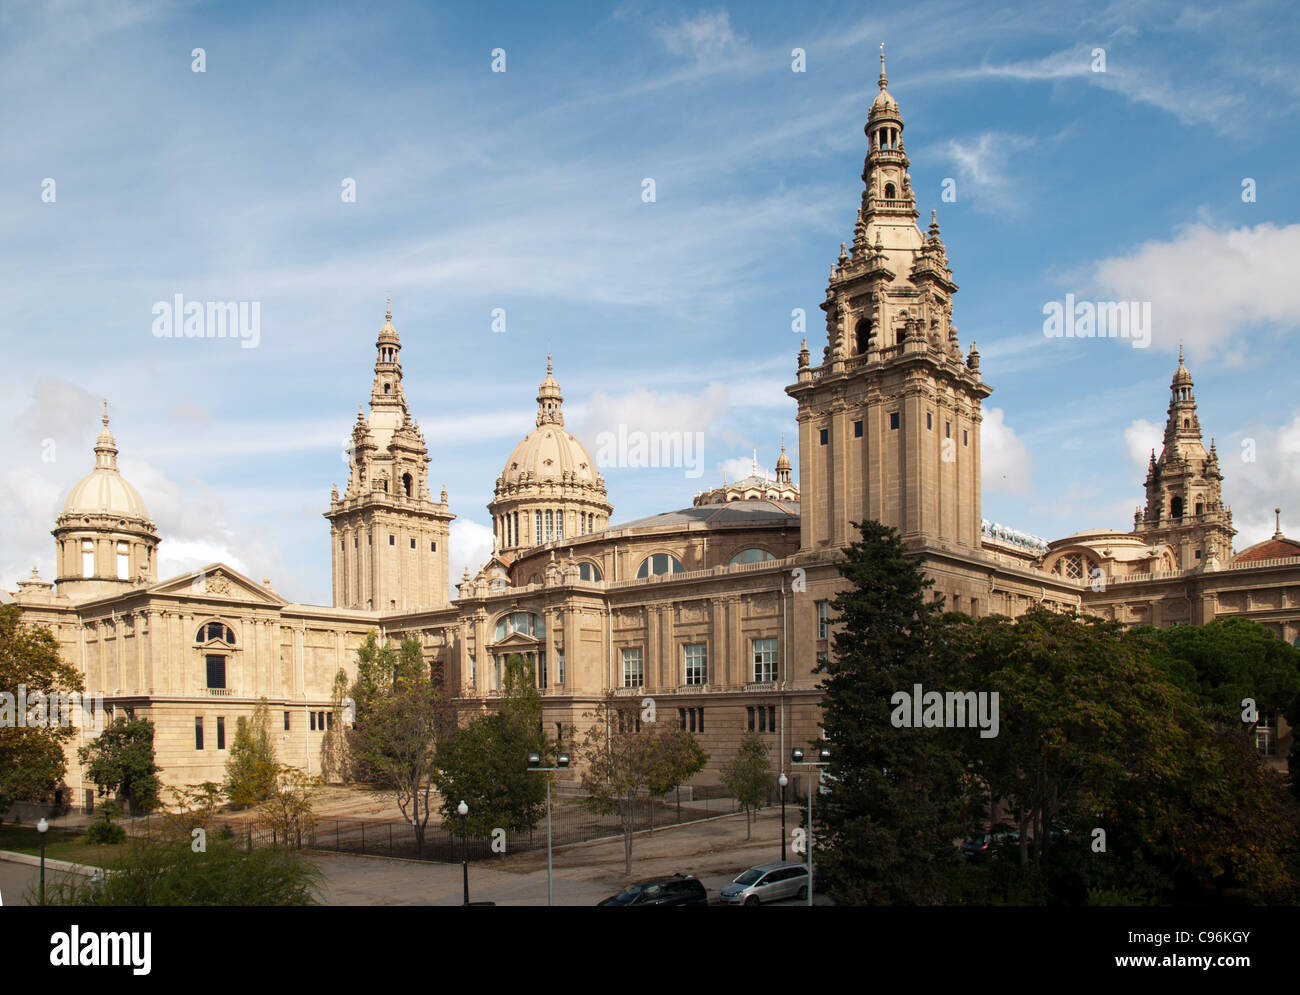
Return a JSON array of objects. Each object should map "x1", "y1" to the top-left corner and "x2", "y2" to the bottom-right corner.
[
  {"x1": 1133, "y1": 348, "x2": 1235, "y2": 568},
  {"x1": 325, "y1": 302, "x2": 455, "y2": 611},
  {"x1": 787, "y1": 51, "x2": 991, "y2": 552}
]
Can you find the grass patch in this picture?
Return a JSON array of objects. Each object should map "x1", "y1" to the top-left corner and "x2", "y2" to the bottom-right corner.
[{"x1": 0, "y1": 823, "x2": 127, "y2": 867}]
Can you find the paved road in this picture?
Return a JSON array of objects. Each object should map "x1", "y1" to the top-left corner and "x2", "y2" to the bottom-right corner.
[{"x1": 0, "y1": 860, "x2": 93, "y2": 906}]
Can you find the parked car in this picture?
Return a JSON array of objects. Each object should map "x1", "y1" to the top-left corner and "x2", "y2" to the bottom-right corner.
[
  {"x1": 719, "y1": 861, "x2": 812, "y2": 906},
  {"x1": 597, "y1": 874, "x2": 708, "y2": 906},
  {"x1": 960, "y1": 830, "x2": 1020, "y2": 861}
]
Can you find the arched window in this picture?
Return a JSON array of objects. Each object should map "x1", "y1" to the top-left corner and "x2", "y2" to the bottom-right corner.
[
  {"x1": 384, "y1": 383, "x2": 391, "y2": 395},
  {"x1": 494, "y1": 612, "x2": 545, "y2": 641},
  {"x1": 884, "y1": 182, "x2": 896, "y2": 199},
  {"x1": 636, "y1": 553, "x2": 685, "y2": 578},
  {"x1": 1171, "y1": 496, "x2": 1183, "y2": 521},
  {"x1": 728, "y1": 548, "x2": 775, "y2": 566},
  {"x1": 402, "y1": 473, "x2": 413, "y2": 497},
  {"x1": 196, "y1": 621, "x2": 236, "y2": 644},
  {"x1": 578, "y1": 562, "x2": 602, "y2": 582},
  {"x1": 855, "y1": 318, "x2": 875, "y2": 354}
]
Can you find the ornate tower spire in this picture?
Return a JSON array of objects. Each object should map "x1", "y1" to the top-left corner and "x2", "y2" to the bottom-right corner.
[
  {"x1": 94, "y1": 400, "x2": 119, "y2": 470},
  {"x1": 536, "y1": 354, "x2": 564, "y2": 426}
]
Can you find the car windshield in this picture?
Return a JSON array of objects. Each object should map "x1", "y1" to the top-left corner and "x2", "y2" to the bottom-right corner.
[
  {"x1": 734, "y1": 870, "x2": 763, "y2": 885},
  {"x1": 606, "y1": 886, "x2": 642, "y2": 905}
]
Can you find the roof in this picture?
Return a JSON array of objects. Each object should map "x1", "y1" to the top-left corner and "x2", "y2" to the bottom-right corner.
[
  {"x1": 1233, "y1": 536, "x2": 1300, "y2": 564},
  {"x1": 611, "y1": 499, "x2": 799, "y2": 532}
]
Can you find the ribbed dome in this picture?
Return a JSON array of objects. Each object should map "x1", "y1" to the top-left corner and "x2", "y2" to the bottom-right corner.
[
  {"x1": 61, "y1": 408, "x2": 151, "y2": 521},
  {"x1": 501, "y1": 425, "x2": 600, "y2": 487}
]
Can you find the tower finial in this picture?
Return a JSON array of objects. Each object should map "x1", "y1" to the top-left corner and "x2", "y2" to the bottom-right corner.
[
  {"x1": 1178, "y1": 342, "x2": 1184, "y2": 364},
  {"x1": 1276, "y1": 507, "x2": 1283, "y2": 539},
  {"x1": 878, "y1": 42, "x2": 888, "y2": 90},
  {"x1": 102, "y1": 400, "x2": 109, "y2": 428},
  {"x1": 385, "y1": 296, "x2": 391, "y2": 323},
  {"x1": 547, "y1": 352, "x2": 552, "y2": 376}
]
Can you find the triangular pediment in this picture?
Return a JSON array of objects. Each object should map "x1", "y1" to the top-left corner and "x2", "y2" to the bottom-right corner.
[
  {"x1": 149, "y1": 563, "x2": 287, "y2": 606},
  {"x1": 491, "y1": 630, "x2": 540, "y2": 649}
]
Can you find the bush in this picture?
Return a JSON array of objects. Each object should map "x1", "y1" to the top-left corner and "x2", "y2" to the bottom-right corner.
[{"x1": 84, "y1": 820, "x2": 126, "y2": 845}]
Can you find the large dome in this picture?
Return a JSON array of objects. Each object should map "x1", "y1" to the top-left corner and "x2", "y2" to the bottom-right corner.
[
  {"x1": 501, "y1": 425, "x2": 600, "y2": 487},
  {"x1": 61, "y1": 415, "x2": 151, "y2": 522}
]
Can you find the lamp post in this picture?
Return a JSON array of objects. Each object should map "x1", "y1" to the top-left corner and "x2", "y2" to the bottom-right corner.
[
  {"x1": 36, "y1": 817, "x2": 49, "y2": 905},
  {"x1": 778, "y1": 772, "x2": 788, "y2": 862},
  {"x1": 527, "y1": 750, "x2": 571, "y2": 906},
  {"x1": 790, "y1": 747, "x2": 830, "y2": 907},
  {"x1": 457, "y1": 800, "x2": 469, "y2": 906}
]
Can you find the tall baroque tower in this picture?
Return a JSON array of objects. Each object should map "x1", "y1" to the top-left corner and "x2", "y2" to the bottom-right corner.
[
  {"x1": 787, "y1": 54, "x2": 990, "y2": 551},
  {"x1": 488, "y1": 356, "x2": 612, "y2": 555},
  {"x1": 1134, "y1": 348, "x2": 1235, "y2": 568},
  {"x1": 325, "y1": 302, "x2": 455, "y2": 611}
]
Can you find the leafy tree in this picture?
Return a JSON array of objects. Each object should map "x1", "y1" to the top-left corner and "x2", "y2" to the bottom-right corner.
[
  {"x1": 256, "y1": 764, "x2": 322, "y2": 849},
  {"x1": 78, "y1": 716, "x2": 161, "y2": 814},
  {"x1": 720, "y1": 732, "x2": 771, "y2": 840},
  {"x1": 347, "y1": 635, "x2": 446, "y2": 857},
  {"x1": 815, "y1": 520, "x2": 978, "y2": 905},
  {"x1": 321, "y1": 667, "x2": 350, "y2": 783},
  {"x1": 433, "y1": 653, "x2": 551, "y2": 839},
  {"x1": 0, "y1": 605, "x2": 85, "y2": 812},
  {"x1": 578, "y1": 694, "x2": 708, "y2": 875},
  {"x1": 223, "y1": 698, "x2": 277, "y2": 807}
]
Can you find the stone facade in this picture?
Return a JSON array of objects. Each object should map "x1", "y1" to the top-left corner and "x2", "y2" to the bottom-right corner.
[{"x1": 10, "y1": 61, "x2": 1300, "y2": 798}]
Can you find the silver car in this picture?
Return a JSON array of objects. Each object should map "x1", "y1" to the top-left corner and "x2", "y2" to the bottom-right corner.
[{"x1": 719, "y1": 861, "x2": 811, "y2": 906}]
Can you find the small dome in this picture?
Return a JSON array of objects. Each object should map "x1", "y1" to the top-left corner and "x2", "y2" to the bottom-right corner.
[
  {"x1": 377, "y1": 299, "x2": 400, "y2": 346},
  {"x1": 1172, "y1": 345, "x2": 1193, "y2": 387},
  {"x1": 61, "y1": 407, "x2": 152, "y2": 522}
]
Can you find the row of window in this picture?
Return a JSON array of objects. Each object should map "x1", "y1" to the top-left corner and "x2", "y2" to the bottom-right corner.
[
  {"x1": 196, "y1": 710, "x2": 333, "y2": 750},
  {"x1": 679, "y1": 707, "x2": 705, "y2": 733},
  {"x1": 340, "y1": 535, "x2": 437, "y2": 552},
  {"x1": 747, "y1": 705, "x2": 778, "y2": 733},
  {"x1": 79, "y1": 539, "x2": 137, "y2": 580},
  {"x1": 819, "y1": 416, "x2": 970, "y2": 445},
  {"x1": 619, "y1": 638, "x2": 779, "y2": 688}
]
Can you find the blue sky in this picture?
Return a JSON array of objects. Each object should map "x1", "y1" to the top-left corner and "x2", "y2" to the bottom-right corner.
[{"x1": 2, "y1": 0, "x2": 1298, "y2": 604}]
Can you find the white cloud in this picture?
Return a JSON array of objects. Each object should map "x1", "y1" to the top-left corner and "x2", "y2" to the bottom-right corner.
[
  {"x1": 1225, "y1": 412, "x2": 1300, "y2": 551},
  {"x1": 450, "y1": 519, "x2": 495, "y2": 591},
  {"x1": 937, "y1": 132, "x2": 1035, "y2": 213},
  {"x1": 1086, "y1": 223, "x2": 1300, "y2": 364},
  {"x1": 980, "y1": 407, "x2": 1032, "y2": 495},
  {"x1": 1124, "y1": 418, "x2": 1163, "y2": 468},
  {"x1": 576, "y1": 382, "x2": 729, "y2": 440},
  {"x1": 655, "y1": 10, "x2": 743, "y2": 62}
]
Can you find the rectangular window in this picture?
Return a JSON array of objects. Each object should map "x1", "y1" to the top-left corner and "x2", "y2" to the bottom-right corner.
[
  {"x1": 557, "y1": 650, "x2": 565, "y2": 686},
  {"x1": 817, "y1": 600, "x2": 830, "y2": 639},
  {"x1": 698, "y1": 707, "x2": 704, "y2": 733},
  {"x1": 768, "y1": 706, "x2": 777, "y2": 732},
  {"x1": 945, "y1": 421, "x2": 951, "y2": 438},
  {"x1": 340, "y1": 540, "x2": 345, "y2": 551},
  {"x1": 326, "y1": 711, "x2": 334, "y2": 731},
  {"x1": 963, "y1": 429, "x2": 969, "y2": 446},
  {"x1": 195, "y1": 716, "x2": 204, "y2": 750},
  {"x1": 389, "y1": 535, "x2": 395, "y2": 546},
  {"x1": 689, "y1": 708, "x2": 697, "y2": 733},
  {"x1": 556, "y1": 511, "x2": 564, "y2": 541},
  {"x1": 283, "y1": 711, "x2": 290, "y2": 731},
  {"x1": 310, "y1": 711, "x2": 316, "y2": 731},
  {"x1": 927, "y1": 412, "x2": 932, "y2": 429},
  {"x1": 535, "y1": 511, "x2": 542, "y2": 544},
  {"x1": 758, "y1": 706, "x2": 767, "y2": 732},
  {"x1": 752, "y1": 638, "x2": 778, "y2": 682},
  {"x1": 539, "y1": 650, "x2": 547, "y2": 689},
  {"x1": 1256, "y1": 711, "x2": 1278, "y2": 756},
  {"x1": 205, "y1": 655, "x2": 226, "y2": 690},
  {"x1": 819, "y1": 428, "x2": 828, "y2": 445},
  {"x1": 679, "y1": 707, "x2": 687, "y2": 731},
  {"x1": 853, "y1": 420, "x2": 863, "y2": 438},
  {"x1": 216, "y1": 716, "x2": 225, "y2": 751},
  {"x1": 546, "y1": 510, "x2": 553, "y2": 543},
  {"x1": 890, "y1": 412, "x2": 899, "y2": 430},
  {"x1": 747, "y1": 706, "x2": 755, "y2": 732},
  {"x1": 970, "y1": 598, "x2": 979, "y2": 618},
  {"x1": 817, "y1": 651, "x2": 828, "y2": 665},
  {"x1": 494, "y1": 655, "x2": 502, "y2": 691},
  {"x1": 621, "y1": 647, "x2": 644, "y2": 688},
  {"x1": 82, "y1": 540, "x2": 94, "y2": 578},
  {"x1": 410, "y1": 538, "x2": 416, "y2": 549},
  {"x1": 684, "y1": 643, "x2": 707, "y2": 685},
  {"x1": 430, "y1": 541, "x2": 437, "y2": 552},
  {"x1": 116, "y1": 542, "x2": 130, "y2": 580}
]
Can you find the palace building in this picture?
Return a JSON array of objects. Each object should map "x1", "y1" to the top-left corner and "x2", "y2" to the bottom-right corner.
[{"x1": 10, "y1": 60, "x2": 1300, "y2": 801}]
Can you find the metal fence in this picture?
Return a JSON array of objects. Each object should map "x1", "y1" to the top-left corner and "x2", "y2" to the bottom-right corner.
[{"x1": 292, "y1": 788, "x2": 745, "y2": 863}]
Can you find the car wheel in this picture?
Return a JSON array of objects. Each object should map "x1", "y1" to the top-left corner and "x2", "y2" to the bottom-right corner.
[
  {"x1": 744, "y1": 896, "x2": 760, "y2": 907},
  {"x1": 796, "y1": 885, "x2": 808, "y2": 901}
]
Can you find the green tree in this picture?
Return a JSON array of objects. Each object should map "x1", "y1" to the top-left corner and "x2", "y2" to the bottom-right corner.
[
  {"x1": 347, "y1": 635, "x2": 445, "y2": 857},
  {"x1": 256, "y1": 764, "x2": 322, "y2": 849},
  {"x1": 720, "y1": 732, "x2": 771, "y2": 840},
  {"x1": 321, "y1": 667, "x2": 350, "y2": 783},
  {"x1": 0, "y1": 605, "x2": 85, "y2": 812},
  {"x1": 78, "y1": 715, "x2": 161, "y2": 814},
  {"x1": 578, "y1": 694, "x2": 708, "y2": 875},
  {"x1": 815, "y1": 520, "x2": 979, "y2": 905},
  {"x1": 433, "y1": 653, "x2": 550, "y2": 839},
  {"x1": 223, "y1": 698, "x2": 277, "y2": 807}
]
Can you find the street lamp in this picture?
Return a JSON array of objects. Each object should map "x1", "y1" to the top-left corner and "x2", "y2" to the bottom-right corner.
[
  {"x1": 778, "y1": 773, "x2": 788, "y2": 862},
  {"x1": 527, "y1": 751, "x2": 571, "y2": 906},
  {"x1": 457, "y1": 800, "x2": 469, "y2": 906},
  {"x1": 790, "y1": 746, "x2": 831, "y2": 907},
  {"x1": 36, "y1": 817, "x2": 49, "y2": 905}
]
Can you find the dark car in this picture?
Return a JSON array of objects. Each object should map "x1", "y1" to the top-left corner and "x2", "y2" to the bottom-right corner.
[
  {"x1": 960, "y1": 830, "x2": 1020, "y2": 861},
  {"x1": 598, "y1": 874, "x2": 708, "y2": 907}
]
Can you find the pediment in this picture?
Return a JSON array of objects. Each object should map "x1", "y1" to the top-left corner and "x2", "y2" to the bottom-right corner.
[
  {"x1": 491, "y1": 630, "x2": 540, "y2": 648},
  {"x1": 149, "y1": 563, "x2": 286, "y2": 606}
]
